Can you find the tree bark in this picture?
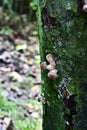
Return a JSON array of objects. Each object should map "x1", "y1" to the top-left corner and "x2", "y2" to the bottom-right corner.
[{"x1": 38, "y1": 0, "x2": 87, "y2": 130}]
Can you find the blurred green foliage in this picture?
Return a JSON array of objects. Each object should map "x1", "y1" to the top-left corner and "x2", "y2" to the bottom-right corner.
[
  {"x1": 33, "y1": 0, "x2": 38, "y2": 6},
  {"x1": 0, "y1": 0, "x2": 38, "y2": 21}
]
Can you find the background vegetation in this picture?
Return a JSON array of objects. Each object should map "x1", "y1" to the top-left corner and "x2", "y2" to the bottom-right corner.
[{"x1": 0, "y1": 0, "x2": 42, "y2": 130}]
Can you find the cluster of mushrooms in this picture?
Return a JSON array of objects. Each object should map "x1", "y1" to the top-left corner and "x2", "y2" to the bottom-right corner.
[{"x1": 40, "y1": 54, "x2": 58, "y2": 79}]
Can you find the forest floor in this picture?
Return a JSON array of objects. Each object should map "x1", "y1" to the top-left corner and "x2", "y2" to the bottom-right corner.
[{"x1": 0, "y1": 14, "x2": 42, "y2": 130}]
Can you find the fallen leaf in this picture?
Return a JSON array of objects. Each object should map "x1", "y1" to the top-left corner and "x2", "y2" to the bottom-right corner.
[
  {"x1": 29, "y1": 86, "x2": 40, "y2": 98},
  {"x1": 0, "y1": 67, "x2": 11, "y2": 72},
  {"x1": 25, "y1": 103, "x2": 34, "y2": 110},
  {"x1": 31, "y1": 112, "x2": 39, "y2": 118},
  {"x1": 16, "y1": 44, "x2": 27, "y2": 51},
  {"x1": 3, "y1": 117, "x2": 13, "y2": 130},
  {"x1": 9, "y1": 71, "x2": 23, "y2": 82}
]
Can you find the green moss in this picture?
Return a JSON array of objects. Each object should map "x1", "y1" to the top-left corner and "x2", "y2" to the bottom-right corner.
[{"x1": 38, "y1": 0, "x2": 87, "y2": 130}]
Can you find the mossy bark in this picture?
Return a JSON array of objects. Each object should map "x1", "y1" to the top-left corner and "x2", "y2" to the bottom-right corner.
[{"x1": 38, "y1": 0, "x2": 87, "y2": 130}]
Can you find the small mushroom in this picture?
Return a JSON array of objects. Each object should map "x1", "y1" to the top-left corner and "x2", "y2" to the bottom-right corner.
[
  {"x1": 48, "y1": 69, "x2": 58, "y2": 79},
  {"x1": 46, "y1": 54, "x2": 56, "y2": 67},
  {"x1": 46, "y1": 64, "x2": 55, "y2": 70},
  {"x1": 46, "y1": 54, "x2": 54, "y2": 62},
  {"x1": 40, "y1": 62, "x2": 47, "y2": 69},
  {"x1": 83, "y1": 5, "x2": 87, "y2": 12}
]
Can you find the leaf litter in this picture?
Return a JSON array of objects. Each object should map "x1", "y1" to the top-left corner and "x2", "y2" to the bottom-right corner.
[{"x1": 0, "y1": 15, "x2": 42, "y2": 130}]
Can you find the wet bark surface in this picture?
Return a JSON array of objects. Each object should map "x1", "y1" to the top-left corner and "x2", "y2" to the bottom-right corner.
[{"x1": 38, "y1": 0, "x2": 87, "y2": 130}]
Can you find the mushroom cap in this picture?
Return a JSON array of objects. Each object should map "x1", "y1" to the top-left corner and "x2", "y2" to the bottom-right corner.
[
  {"x1": 46, "y1": 54, "x2": 56, "y2": 66},
  {"x1": 46, "y1": 54, "x2": 54, "y2": 63},
  {"x1": 48, "y1": 69, "x2": 58, "y2": 79},
  {"x1": 40, "y1": 62, "x2": 47, "y2": 69},
  {"x1": 83, "y1": 5, "x2": 87, "y2": 13}
]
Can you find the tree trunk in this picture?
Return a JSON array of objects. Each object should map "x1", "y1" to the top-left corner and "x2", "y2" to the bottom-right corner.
[{"x1": 38, "y1": 0, "x2": 87, "y2": 130}]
